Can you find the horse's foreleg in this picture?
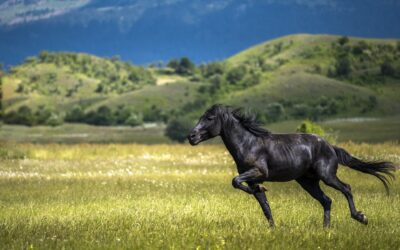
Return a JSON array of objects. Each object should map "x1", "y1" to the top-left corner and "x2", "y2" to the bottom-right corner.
[
  {"x1": 250, "y1": 184, "x2": 275, "y2": 227},
  {"x1": 232, "y1": 168, "x2": 263, "y2": 194}
]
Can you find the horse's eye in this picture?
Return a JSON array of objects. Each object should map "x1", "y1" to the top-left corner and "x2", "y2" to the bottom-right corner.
[{"x1": 207, "y1": 116, "x2": 215, "y2": 121}]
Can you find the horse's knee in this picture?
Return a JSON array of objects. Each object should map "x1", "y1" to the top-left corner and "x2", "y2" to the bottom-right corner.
[{"x1": 232, "y1": 177, "x2": 240, "y2": 189}]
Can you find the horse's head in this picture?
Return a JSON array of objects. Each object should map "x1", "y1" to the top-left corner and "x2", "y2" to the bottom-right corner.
[{"x1": 187, "y1": 104, "x2": 226, "y2": 145}]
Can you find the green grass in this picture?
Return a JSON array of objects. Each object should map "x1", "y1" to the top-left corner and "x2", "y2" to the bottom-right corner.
[
  {"x1": 0, "y1": 124, "x2": 171, "y2": 144},
  {"x1": 1, "y1": 115, "x2": 399, "y2": 144},
  {"x1": 0, "y1": 143, "x2": 399, "y2": 249},
  {"x1": 267, "y1": 116, "x2": 400, "y2": 143}
]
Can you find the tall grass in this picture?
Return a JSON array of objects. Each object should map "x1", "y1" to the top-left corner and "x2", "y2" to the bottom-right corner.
[{"x1": 0, "y1": 143, "x2": 399, "y2": 249}]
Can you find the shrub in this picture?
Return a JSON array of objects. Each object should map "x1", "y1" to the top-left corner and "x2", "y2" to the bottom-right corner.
[
  {"x1": 168, "y1": 57, "x2": 195, "y2": 75},
  {"x1": 85, "y1": 106, "x2": 115, "y2": 126},
  {"x1": 262, "y1": 103, "x2": 285, "y2": 122},
  {"x1": 226, "y1": 66, "x2": 247, "y2": 84},
  {"x1": 380, "y1": 61, "x2": 396, "y2": 77},
  {"x1": 338, "y1": 36, "x2": 349, "y2": 46},
  {"x1": 4, "y1": 106, "x2": 36, "y2": 126},
  {"x1": 65, "y1": 106, "x2": 86, "y2": 123},
  {"x1": 296, "y1": 120, "x2": 336, "y2": 143},
  {"x1": 296, "y1": 119, "x2": 325, "y2": 136},
  {"x1": 124, "y1": 112, "x2": 143, "y2": 127},
  {"x1": 335, "y1": 56, "x2": 351, "y2": 76},
  {"x1": 143, "y1": 105, "x2": 166, "y2": 122},
  {"x1": 45, "y1": 113, "x2": 63, "y2": 127},
  {"x1": 165, "y1": 117, "x2": 193, "y2": 143},
  {"x1": 35, "y1": 106, "x2": 52, "y2": 124},
  {"x1": 200, "y1": 62, "x2": 225, "y2": 78}
]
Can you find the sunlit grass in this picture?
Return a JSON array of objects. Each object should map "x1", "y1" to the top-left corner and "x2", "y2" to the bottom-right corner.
[{"x1": 0, "y1": 143, "x2": 399, "y2": 249}]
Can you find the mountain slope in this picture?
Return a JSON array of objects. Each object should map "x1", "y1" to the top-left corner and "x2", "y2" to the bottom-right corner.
[
  {"x1": 2, "y1": 34, "x2": 400, "y2": 126},
  {"x1": 212, "y1": 34, "x2": 400, "y2": 120}
]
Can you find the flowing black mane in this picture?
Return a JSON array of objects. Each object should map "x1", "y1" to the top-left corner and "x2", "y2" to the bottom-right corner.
[
  {"x1": 231, "y1": 108, "x2": 271, "y2": 137},
  {"x1": 210, "y1": 104, "x2": 271, "y2": 138}
]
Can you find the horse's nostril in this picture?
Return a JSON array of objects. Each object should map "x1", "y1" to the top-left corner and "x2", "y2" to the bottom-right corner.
[{"x1": 189, "y1": 133, "x2": 196, "y2": 139}]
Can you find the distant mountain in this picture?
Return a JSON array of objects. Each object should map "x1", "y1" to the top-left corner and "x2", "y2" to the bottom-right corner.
[
  {"x1": 1, "y1": 0, "x2": 400, "y2": 66},
  {"x1": 2, "y1": 34, "x2": 400, "y2": 126}
]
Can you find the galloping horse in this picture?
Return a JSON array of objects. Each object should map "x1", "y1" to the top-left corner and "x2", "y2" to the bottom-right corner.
[{"x1": 187, "y1": 104, "x2": 396, "y2": 227}]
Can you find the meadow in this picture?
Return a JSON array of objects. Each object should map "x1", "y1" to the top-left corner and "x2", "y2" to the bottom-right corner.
[{"x1": 0, "y1": 143, "x2": 399, "y2": 249}]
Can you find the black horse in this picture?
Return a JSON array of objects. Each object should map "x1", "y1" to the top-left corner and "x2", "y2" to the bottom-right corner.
[{"x1": 187, "y1": 104, "x2": 396, "y2": 227}]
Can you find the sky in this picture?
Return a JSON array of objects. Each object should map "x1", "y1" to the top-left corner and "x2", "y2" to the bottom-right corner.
[{"x1": 0, "y1": 0, "x2": 400, "y2": 66}]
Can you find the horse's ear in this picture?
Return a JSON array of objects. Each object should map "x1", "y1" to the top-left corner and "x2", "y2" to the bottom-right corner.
[{"x1": 232, "y1": 108, "x2": 242, "y2": 119}]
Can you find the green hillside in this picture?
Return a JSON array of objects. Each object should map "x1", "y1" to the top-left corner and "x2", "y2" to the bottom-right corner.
[
  {"x1": 212, "y1": 34, "x2": 400, "y2": 121},
  {"x1": 2, "y1": 34, "x2": 400, "y2": 127}
]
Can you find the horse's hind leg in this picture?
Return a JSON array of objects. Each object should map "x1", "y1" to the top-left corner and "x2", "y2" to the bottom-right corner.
[
  {"x1": 322, "y1": 174, "x2": 368, "y2": 225},
  {"x1": 296, "y1": 177, "x2": 332, "y2": 227}
]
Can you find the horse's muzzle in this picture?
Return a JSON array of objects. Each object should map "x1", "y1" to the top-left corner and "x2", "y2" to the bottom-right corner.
[{"x1": 187, "y1": 132, "x2": 201, "y2": 145}]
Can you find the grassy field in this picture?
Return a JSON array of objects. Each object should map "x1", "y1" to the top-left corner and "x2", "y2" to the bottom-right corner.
[
  {"x1": 1, "y1": 115, "x2": 399, "y2": 144},
  {"x1": 0, "y1": 143, "x2": 399, "y2": 249}
]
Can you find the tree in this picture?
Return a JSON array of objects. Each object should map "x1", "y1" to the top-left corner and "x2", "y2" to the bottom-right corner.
[
  {"x1": 265, "y1": 103, "x2": 285, "y2": 122},
  {"x1": 45, "y1": 113, "x2": 63, "y2": 127},
  {"x1": 335, "y1": 56, "x2": 351, "y2": 76},
  {"x1": 381, "y1": 61, "x2": 395, "y2": 77},
  {"x1": 167, "y1": 59, "x2": 179, "y2": 70},
  {"x1": 4, "y1": 106, "x2": 36, "y2": 126},
  {"x1": 35, "y1": 106, "x2": 52, "y2": 124},
  {"x1": 85, "y1": 106, "x2": 115, "y2": 126},
  {"x1": 338, "y1": 36, "x2": 349, "y2": 46},
  {"x1": 65, "y1": 106, "x2": 85, "y2": 123},
  {"x1": 177, "y1": 57, "x2": 195, "y2": 75},
  {"x1": 165, "y1": 117, "x2": 193, "y2": 143},
  {"x1": 226, "y1": 66, "x2": 247, "y2": 84},
  {"x1": 124, "y1": 112, "x2": 143, "y2": 127},
  {"x1": 167, "y1": 57, "x2": 195, "y2": 75},
  {"x1": 200, "y1": 62, "x2": 225, "y2": 78}
]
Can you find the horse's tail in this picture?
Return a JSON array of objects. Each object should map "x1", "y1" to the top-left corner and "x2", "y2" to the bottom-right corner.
[{"x1": 333, "y1": 146, "x2": 396, "y2": 194}]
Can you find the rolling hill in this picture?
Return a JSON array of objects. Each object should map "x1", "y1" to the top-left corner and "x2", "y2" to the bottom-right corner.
[{"x1": 1, "y1": 34, "x2": 400, "y2": 126}]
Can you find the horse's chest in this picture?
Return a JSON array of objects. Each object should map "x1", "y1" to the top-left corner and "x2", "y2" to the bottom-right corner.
[{"x1": 235, "y1": 154, "x2": 264, "y2": 174}]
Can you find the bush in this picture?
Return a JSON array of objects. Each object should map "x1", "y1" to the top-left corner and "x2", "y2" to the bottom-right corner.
[
  {"x1": 296, "y1": 120, "x2": 336, "y2": 143},
  {"x1": 335, "y1": 56, "x2": 351, "y2": 76},
  {"x1": 65, "y1": 106, "x2": 86, "y2": 123},
  {"x1": 338, "y1": 36, "x2": 349, "y2": 46},
  {"x1": 168, "y1": 57, "x2": 195, "y2": 75},
  {"x1": 143, "y1": 105, "x2": 166, "y2": 122},
  {"x1": 35, "y1": 106, "x2": 52, "y2": 124},
  {"x1": 85, "y1": 106, "x2": 115, "y2": 126},
  {"x1": 296, "y1": 119, "x2": 325, "y2": 136},
  {"x1": 45, "y1": 113, "x2": 63, "y2": 127},
  {"x1": 165, "y1": 117, "x2": 193, "y2": 143},
  {"x1": 226, "y1": 66, "x2": 247, "y2": 84},
  {"x1": 200, "y1": 62, "x2": 225, "y2": 78},
  {"x1": 124, "y1": 113, "x2": 143, "y2": 127},
  {"x1": 4, "y1": 106, "x2": 36, "y2": 126},
  {"x1": 380, "y1": 61, "x2": 396, "y2": 77},
  {"x1": 261, "y1": 103, "x2": 285, "y2": 123}
]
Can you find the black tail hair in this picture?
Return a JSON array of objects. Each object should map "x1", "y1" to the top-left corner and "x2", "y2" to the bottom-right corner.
[{"x1": 333, "y1": 146, "x2": 396, "y2": 194}]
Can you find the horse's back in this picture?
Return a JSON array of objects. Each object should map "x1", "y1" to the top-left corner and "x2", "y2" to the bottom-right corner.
[{"x1": 264, "y1": 133, "x2": 337, "y2": 181}]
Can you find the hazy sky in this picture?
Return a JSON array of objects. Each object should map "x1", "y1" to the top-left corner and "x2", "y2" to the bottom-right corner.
[{"x1": 1, "y1": 0, "x2": 400, "y2": 66}]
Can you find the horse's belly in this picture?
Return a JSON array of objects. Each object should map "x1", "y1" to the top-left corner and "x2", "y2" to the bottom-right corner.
[{"x1": 266, "y1": 161, "x2": 311, "y2": 181}]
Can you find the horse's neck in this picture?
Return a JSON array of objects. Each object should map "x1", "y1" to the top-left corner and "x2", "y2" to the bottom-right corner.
[{"x1": 220, "y1": 121, "x2": 255, "y2": 162}]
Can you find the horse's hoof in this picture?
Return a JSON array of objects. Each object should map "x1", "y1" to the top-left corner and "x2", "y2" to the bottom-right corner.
[
  {"x1": 360, "y1": 214, "x2": 368, "y2": 225},
  {"x1": 353, "y1": 212, "x2": 368, "y2": 225}
]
